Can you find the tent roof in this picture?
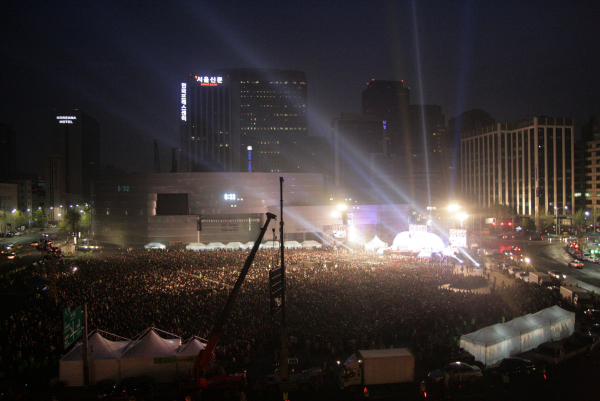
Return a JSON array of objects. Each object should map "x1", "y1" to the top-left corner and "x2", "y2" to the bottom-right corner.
[
  {"x1": 177, "y1": 338, "x2": 206, "y2": 356},
  {"x1": 224, "y1": 242, "x2": 246, "y2": 248},
  {"x1": 61, "y1": 331, "x2": 130, "y2": 361},
  {"x1": 504, "y1": 314, "x2": 551, "y2": 333},
  {"x1": 186, "y1": 243, "x2": 206, "y2": 250},
  {"x1": 301, "y1": 240, "x2": 322, "y2": 248},
  {"x1": 121, "y1": 329, "x2": 180, "y2": 359},
  {"x1": 533, "y1": 305, "x2": 575, "y2": 322},
  {"x1": 144, "y1": 242, "x2": 166, "y2": 248},
  {"x1": 284, "y1": 241, "x2": 302, "y2": 249},
  {"x1": 461, "y1": 323, "x2": 519, "y2": 346},
  {"x1": 260, "y1": 241, "x2": 279, "y2": 248}
]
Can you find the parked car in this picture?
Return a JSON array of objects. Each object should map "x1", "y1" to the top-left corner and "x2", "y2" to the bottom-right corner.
[
  {"x1": 485, "y1": 357, "x2": 537, "y2": 378},
  {"x1": 514, "y1": 272, "x2": 528, "y2": 281},
  {"x1": 568, "y1": 260, "x2": 584, "y2": 268},
  {"x1": 98, "y1": 376, "x2": 156, "y2": 400},
  {"x1": 584, "y1": 309, "x2": 600, "y2": 324},
  {"x1": 529, "y1": 235, "x2": 543, "y2": 241},
  {"x1": 588, "y1": 256, "x2": 600, "y2": 263},
  {"x1": 428, "y1": 362, "x2": 482, "y2": 384},
  {"x1": 548, "y1": 271, "x2": 567, "y2": 280}
]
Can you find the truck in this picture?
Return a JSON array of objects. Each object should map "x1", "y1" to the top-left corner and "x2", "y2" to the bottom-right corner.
[
  {"x1": 560, "y1": 286, "x2": 594, "y2": 309},
  {"x1": 529, "y1": 272, "x2": 552, "y2": 286},
  {"x1": 338, "y1": 348, "x2": 414, "y2": 391},
  {"x1": 535, "y1": 339, "x2": 589, "y2": 364}
]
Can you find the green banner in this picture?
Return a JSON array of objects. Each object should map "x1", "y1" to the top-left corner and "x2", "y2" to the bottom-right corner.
[{"x1": 63, "y1": 305, "x2": 82, "y2": 349}]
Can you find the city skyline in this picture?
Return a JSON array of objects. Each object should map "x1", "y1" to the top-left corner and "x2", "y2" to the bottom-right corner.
[{"x1": 1, "y1": 1, "x2": 599, "y2": 175}]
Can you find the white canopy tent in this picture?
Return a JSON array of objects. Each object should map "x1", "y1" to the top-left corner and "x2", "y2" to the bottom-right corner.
[
  {"x1": 260, "y1": 240, "x2": 279, "y2": 249},
  {"x1": 204, "y1": 242, "x2": 226, "y2": 250},
  {"x1": 185, "y1": 243, "x2": 206, "y2": 252},
  {"x1": 244, "y1": 241, "x2": 255, "y2": 249},
  {"x1": 284, "y1": 240, "x2": 303, "y2": 249},
  {"x1": 533, "y1": 305, "x2": 575, "y2": 341},
  {"x1": 144, "y1": 242, "x2": 166, "y2": 250},
  {"x1": 224, "y1": 242, "x2": 247, "y2": 250},
  {"x1": 120, "y1": 329, "x2": 181, "y2": 382},
  {"x1": 59, "y1": 331, "x2": 129, "y2": 386},
  {"x1": 175, "y1": 337, "x2": 206, "y2": 378},
  {"x1": 301, "y1": 240, "x2": 322, "y2": 249},
  {"x1": 364, "y1": 236, "x2": 387, "y2": 252},
  {"x1": 504, "y1": 314, "x2": 552, "y2": 353},
  {"x1": 460, "y1": 324, "x2": 520, "y2": 365}
]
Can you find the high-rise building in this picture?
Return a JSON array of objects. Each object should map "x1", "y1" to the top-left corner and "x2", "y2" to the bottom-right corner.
[
  {"x1": 460, "y1": 116, "x2": 575, "y2": 224},
  {"x1": 362, "y1": 80, "x2": 410, "y2": 157},
  {"x1": 331, "y1": 113, "x2": 385, "y2": 203},
  {"x1": 0, "y1": 123, "x2": 16, "y2": 183},
  {"x1": 47, "y1": 109, "x2": 100, "y2": 216},
  {"x1": 180, "y1": 69, "x2": 308, "y2": 173},
  {"x1": 576, "y1": 114, "x2": 600, "y2": 219}
]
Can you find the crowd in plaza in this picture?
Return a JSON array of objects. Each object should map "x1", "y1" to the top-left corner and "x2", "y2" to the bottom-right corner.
[{"x1": 0, "y1": 247, "x2": 559, "y2": 380}]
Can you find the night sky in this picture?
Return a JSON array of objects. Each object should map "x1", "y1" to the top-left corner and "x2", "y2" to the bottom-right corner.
[{"x1": 1, "y1": 0, "x2": 599, "y2": 175}]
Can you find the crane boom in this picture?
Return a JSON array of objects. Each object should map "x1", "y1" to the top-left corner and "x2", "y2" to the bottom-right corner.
[{"x1": 195, "y1": 212, "x2": 277, "y2": 369}]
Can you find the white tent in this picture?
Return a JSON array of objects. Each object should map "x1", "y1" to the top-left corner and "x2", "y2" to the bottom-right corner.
[
  {"x1": 175, "y1": 337, "x2": 206, "y2": 378},
  {"x1": 185, "y1": 243, "x2": 206, "y2": 252},
  {"x1": 460, "y1": 323, "x2": 520, "y2": 365},
  {"x1": 301, "y1": 240, "x2": 322, "y2": 249},
  {"x1": 284, "y1": 240, "x2": 303, "y2": 249},
  {"x1": 144, "y1": 242, "x2": 166, "y2": 250},
  {"x1": 59, "y1": 331, "x2": 129, "y2": 386},
  {"x1": 204, "y1": 242, "x2": 226, "y2": 250},
  {"x1": 533, "y1": 305, "x2": 575, "y2": 341},
  {"x1": 224, "y1": 242, "x2": 247, "y2": 250},
  {"x1": 244, "y1": 241, "x2": 255, "y2": 249},
  {"x1": 260, "y1": 240, "x2": 279, "y2": 249},
  {"x1": 504, "y1": 314, "x2": 552, "y2": 353},
  {"x1": 364, "y1": 236, "x2": 387, "y2": 252},
  {"x1": 120, "y1": 329, "x2": 181, "y2": 382}
]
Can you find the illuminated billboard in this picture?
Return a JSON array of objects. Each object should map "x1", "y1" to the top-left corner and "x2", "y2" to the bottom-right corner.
[
  {"x1": 332, "y1": 224, "x2": 347, "y2": 239},
  {"x1": 449, "y1": 229, "x2": 467, "y2": 247},
  {"x1": 195, "y1": 76, "x2": 223, "y2": 86}
]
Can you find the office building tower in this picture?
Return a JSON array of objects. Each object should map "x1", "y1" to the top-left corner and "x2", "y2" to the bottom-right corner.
[
  {"x1": 461, "y1": 116, "x2": 574, "y2": 224},
  {"x1": 47, "y1": 109, "x2": 100, "y2": 216},
  {"x1": 0, "y1": 123, "x2": 16, "y2": 183},
  {"x1": 331, "y1": 113, "x2": 385, "y2": 203},
  {"x1": 180, "y1": 69, "x2": 308, "y2": 173}
]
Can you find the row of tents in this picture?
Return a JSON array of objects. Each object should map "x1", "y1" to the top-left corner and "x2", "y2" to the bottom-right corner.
[
  {"x1": 59, "y1": 328, "x2": 206, "y2": 386},
  {"x1": 185, "y1": 240, "x2": 322, "y2": 251},
  {"x1": 460, "y1": 305, "x2": 575, "y2": 365}
]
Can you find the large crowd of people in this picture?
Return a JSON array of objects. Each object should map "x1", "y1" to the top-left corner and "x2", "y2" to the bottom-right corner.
[{"x1": 0, "y1": 247, "x2": 559, "y2": 380}]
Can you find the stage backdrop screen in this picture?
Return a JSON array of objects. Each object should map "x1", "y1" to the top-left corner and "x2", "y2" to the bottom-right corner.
[{"x1": 156, "y1": 193, "x2": 188, "y2": 215}]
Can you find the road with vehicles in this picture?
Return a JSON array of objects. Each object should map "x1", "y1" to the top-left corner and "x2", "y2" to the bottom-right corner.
[{"x1": 484, "y1": 238, "x2": 600, "y2": 293}]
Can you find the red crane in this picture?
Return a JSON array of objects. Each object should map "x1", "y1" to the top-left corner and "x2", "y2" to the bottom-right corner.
[{"x1": 189, "y1": 212, "x2": 277, "y2": 393}]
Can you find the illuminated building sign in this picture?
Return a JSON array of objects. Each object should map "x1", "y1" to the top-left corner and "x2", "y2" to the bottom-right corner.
[
  {"x1": 195, "y1": 76, "x2": 223, "y2": 86},
  {"x1": 247, "y1": 146, "x2": 252, "y2": 172},
  {"x1": 224, "y1": 193, "x2": 236, "y2": 201},
  {"x1": 56, "y1": 116, "x2": 77, "y2": 124},
  {"x1": 181, "y1": 83, "x2": 187, "y2": 121},
  {"x1": 383, "y1": 120, "x2": 386, "y2": 130}
]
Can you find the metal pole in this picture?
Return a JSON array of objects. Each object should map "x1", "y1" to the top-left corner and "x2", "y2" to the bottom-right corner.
[
  {"x1": 279, "y1": 177, "x2": 288, "y2": 381},
  {"x1": 82, "y1": 302, "x2": 89, "y2": 387}
]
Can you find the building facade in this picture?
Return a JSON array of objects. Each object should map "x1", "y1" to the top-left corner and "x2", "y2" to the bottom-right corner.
[
  {"x1": 91, "y1": 172, "x2": 411, "y2": 246},
  {"x1": 47, "y1": 109, "x2": 100, "y2": 215},
  {"x1": 461, "y1": 116, "x2": 575, "y2": 222},
  {"x1": 0, "y1": 123, "x2": 16, "y2": 183},
  {"x1": 180, "y1": 69, "x2": 308, "y2": 174}
]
